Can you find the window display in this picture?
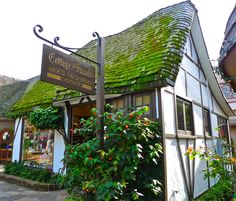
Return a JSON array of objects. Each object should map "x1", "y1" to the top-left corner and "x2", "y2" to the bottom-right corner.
[{"x1": 23, "y1": 120, "x2": 54, "y2": 169}]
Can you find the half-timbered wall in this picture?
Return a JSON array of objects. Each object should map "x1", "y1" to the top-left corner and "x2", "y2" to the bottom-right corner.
[
  {"x1": 12, "y1": 117, "x2": 24, "y2": 162},
  {"x1": 163, "y1": 35, "x2": 229, "y2": 200}
]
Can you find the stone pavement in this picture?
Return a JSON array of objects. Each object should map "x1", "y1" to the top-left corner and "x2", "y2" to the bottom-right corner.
[{"x1": 0, "y1": 180, "x2": 69, "y2": 201}]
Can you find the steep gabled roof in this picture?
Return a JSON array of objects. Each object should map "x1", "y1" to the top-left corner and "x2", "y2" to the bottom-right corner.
[
  {"x1": 79, "y1": 1, "x2": 195, "y2": 93},
  {"x1": 9, "y1": 1, "x2": 196, "y2": 117}
]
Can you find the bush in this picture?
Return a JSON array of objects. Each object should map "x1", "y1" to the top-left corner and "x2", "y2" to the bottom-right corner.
[
  {"x1": 194, "y1": 179, "x2": 234, "y2": 201},
  {"x1": 57, "y1": 106, "x2": 163, "y2": 200},
  {"x1": 5, "y1": 161, "x2": 57, "y2": 184}
]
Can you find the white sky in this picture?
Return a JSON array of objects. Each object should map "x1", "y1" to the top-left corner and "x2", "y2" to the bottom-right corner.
[{"x1": 0, "y1": 0, "x2": 235, "y2": 80}]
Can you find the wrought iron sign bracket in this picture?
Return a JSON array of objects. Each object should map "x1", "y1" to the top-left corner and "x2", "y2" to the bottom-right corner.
[
  {"x1": 33, "y1": 24, "x2": 100, "y2": 67},
  {"x1": 33, "y1": 24, "x2": 105, "y2": 148}
]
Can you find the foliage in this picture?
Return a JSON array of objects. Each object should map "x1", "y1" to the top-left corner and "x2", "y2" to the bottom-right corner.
[
  {"x1": 186, "y1": 141, "x2": 235, "y2": 200},
  {"x1": 29, "y1": 106, "x2": 64, "y2": 130},
  {"x1": 186, "y1": 142, "x2": 236, "y2": 181},
  {"x1": 7, "y1": 80, "x2": 65, "y2": 119},
  {"x1": 5, "y1": 161, "x2": 57, "y2": 184},
  {"x1": 194, "y1": 179, "x2": 234, "y2": 201},
  {"x1": 57, "y1": 106, "x2": 163, "y2": 201}
]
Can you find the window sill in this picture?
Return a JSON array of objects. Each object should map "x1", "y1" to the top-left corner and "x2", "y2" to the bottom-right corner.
[{"x1": 165, "y1": 134, "x2": 196, "y2": 139}]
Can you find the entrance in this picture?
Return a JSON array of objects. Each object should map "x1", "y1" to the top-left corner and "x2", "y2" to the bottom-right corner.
[{"x1": 70, "y1": 103, "x2": 95, "y2": 145}]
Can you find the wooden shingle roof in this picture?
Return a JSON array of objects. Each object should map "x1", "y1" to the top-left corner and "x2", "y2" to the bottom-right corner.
[{"x1": 9, "y1": 1, "x2": 196, "y2": 117}]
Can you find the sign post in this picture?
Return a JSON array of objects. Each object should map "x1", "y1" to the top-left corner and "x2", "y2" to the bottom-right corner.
[
  {"x1": 34, "y1": 25, "x2": 105, "y2": 148},
  {"x1": 95, "y1": 36, "x2": 105, "y2": 148}
]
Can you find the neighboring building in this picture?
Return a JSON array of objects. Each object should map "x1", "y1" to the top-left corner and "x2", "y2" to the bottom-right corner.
[
  {"x1": 8, "y1": 1, "x2": 234, "y2": 200},
  {"x1": 219, "y1": 4, "x2": 236, "y2": 90},
  {"x1": 0, "y1": 76, "x2": 38, "y2": 162},
  {"x1": 219, "y1": 80, "x2": 236, "y2": 148},
  {"x1": 218, "y1": 4, "x2": 236, "y2": 150},
  {"x1": 0, "y1": 80, "x2": 30, "y2": 162}
]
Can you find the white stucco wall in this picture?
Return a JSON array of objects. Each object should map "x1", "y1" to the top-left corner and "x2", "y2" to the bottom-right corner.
[
  {"x1": 193, "y1": 104, "x2": 203, "y2": 136},
  {"x1": 212, "y1": 97, "x2": 226, "y2": 117},
  {"x1": 53, "y1": 130, "x2": 65, "y2": 173},
  {"x1": 53, "y1": 106, "x2": 68, "y2": 173},
  {"x1": 163, "y1": 90, "x2": 176, "y2": 135},
  {"x1": 193, "y1": 139, "x2": 208, "y2": 197},
  {"x1": 166, "y1": 139, "x2": 189, "y2": 201},
  {"x1": 164, "y1": 33, "x2": 230, "y2": 200},
  {"x1": 12, "y1": 117, "x2": 23, "y2": 162}
]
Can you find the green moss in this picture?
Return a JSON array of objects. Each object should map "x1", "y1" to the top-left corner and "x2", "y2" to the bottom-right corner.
[
  {"x1": 9, "y1": 1, "x2": 196, "y2": 117},
  {"x1": 8, "y1": 81, "x2": 65, "y2": 118}
]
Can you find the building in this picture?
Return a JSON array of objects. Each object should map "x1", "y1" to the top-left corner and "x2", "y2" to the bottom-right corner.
[
  {"x1": 218, "y1": 4, "x2": 236, "y2": 150},
  {"x1": 8, "y1": 1, "x2": 234, "y2": 200},
  {"x1": 0, "y1": 79, "x2": 31, "y2": 162},
  {"x1": 219, "y1": 4, "x2": 236, "y2": 90}
]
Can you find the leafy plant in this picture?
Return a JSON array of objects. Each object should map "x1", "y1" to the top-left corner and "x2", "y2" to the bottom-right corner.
[
  {"x1": 5, "y1": 161, "x2": 57, "y2": 184},
  {"x1": 29, "y1": 106, "x2": 68, "y2": 144},
  {"x1": 194, "y1": 179, "x2": 234, "y2": 201},
  {"x1": 186, "y1": 141, "x2": 235, "y2": 200},
  {"x1": 57, "y1": 106, "x2": 163, "y2": 201}
]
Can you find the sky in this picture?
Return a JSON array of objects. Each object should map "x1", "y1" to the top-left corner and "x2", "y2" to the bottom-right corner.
[{"x1": 0, "y1": 0, "x2": 235, "y2": 80}]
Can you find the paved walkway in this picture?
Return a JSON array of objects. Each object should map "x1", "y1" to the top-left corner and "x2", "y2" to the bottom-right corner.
[{"x1": 0, "y1": 180, "x2": 68, "y2": 201}]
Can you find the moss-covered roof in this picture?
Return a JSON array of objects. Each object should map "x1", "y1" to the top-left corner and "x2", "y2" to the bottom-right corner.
[
  {"x1": 8, "y1": 80, "x2": 65, "y2": 118},
  {"x1": 78, "y1": 1, "x2": 195, "y2": 93},
  {"x1": 9, "y1": 1, "x2": 195, "y2": 117}
]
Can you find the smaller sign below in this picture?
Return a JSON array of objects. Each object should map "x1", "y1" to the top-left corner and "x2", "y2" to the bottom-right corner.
[{"x1": 40, "y1": 44, "x2": 96, "y2": 95}]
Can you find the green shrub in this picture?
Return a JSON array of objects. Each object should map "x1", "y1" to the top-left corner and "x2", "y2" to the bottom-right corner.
[
  {"x1": 5, "y1": 161, "x2": 57, "y2": 184},
  {"x1": 194, "y1": 179, "x2": 234, "y2": 201},
  {"x1": 57, "y1": 106, "x2": 163, "y2": 201}
]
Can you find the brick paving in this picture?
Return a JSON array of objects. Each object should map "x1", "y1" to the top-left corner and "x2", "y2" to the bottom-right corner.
[{"x1": 0, "y1": 180, "x2": 68, "y2": 201}]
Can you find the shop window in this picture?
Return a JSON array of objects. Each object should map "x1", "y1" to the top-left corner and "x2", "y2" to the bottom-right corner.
[
  {"x1": 176, "y1": 98, "x2": 193, "y2": 134},
  {"x1": 23, "y1": 120, "x2": 54, "y2": 170},
  {"x1": 0, "y1": 128, "x2": 13, "y2": 161},
  {"x1": 135, "y1": 94, "x2": 151, "y2": 115},
  {"x1": 217, "y1": 116, "x2": 229, "y2": 142},
  {"x1": 203, "y1": 109, "x2": 211, "y2": 136},
  {"x1": 110, "y1": 98, "x2": 124, "y2": 111},
  {"x1": 71, "y1": 104, "x2": 95, "y2": 145}
]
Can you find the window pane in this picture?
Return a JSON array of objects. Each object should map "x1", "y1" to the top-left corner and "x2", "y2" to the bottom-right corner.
[
  {"x1": 136, "y1": 96, "x2": 142, "y2": 106},
  {"x1": 203, "y1": 109, "x2": 210, "y2": 134},
  {"x1": 111, "y1": 100, "x2": 118, "y2": 108},
  {"x1": 177, "y1": 100, "x2": 184, "y2": 130},
  {"x1": 185, "y1": 103, "x2": 192, "y2": 131},
  {"x1": 218, "y1": 117, "x2": 228, "y2": 141},
  {"x1": 143, "y1": 95, "x2": 150, "y2": 105},
  {"x1": 117, "y1": 99, "x2": 124, "y2": 109}
]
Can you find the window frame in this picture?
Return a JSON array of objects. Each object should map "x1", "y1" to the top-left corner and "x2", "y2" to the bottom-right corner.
[
  {"x1": 176, "y1": 97, "x2": 193, "y2": 135},
  {"x1": 217, "y1": 116, "x2": 229, "y2": 142},
  {"x1": 203, "y1": 108, "x2": 211, "y2": 136},
  {"x1": 133, "y1": 92, "x2": 155, "y2": 119},
  {"x1": 109, "y1": 97, "x2": 125, "y2": 113}
]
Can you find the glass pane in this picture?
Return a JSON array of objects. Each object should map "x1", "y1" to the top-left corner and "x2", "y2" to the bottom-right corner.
[
  {"x1": 111, "y1": 100, "x2": 118, "y2": 108},
  {"x1": 136, "y1": 96, "x2": 142, "y2": 106},
  {"x1": 143, "y1": 95, "x2": 150, "y2": 105},
  {"x1": 185, "y1": 103, "x2": 192, "y2": 131},
  {"x1": 23, "y1": 120, "x2": 54, "y2": 170},
  {"x1": 177, "y1": 100, "x2": 184, "y2": 130},
  {"x1": 117, "y1": 99, "x2": 124, "y2": 109},
  {"x1": 203, "y1": 109, "x2": 210, "y2": 134}
]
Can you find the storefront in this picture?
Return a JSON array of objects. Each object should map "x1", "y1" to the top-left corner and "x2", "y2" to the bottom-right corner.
[
  {"x1": 0, "y1": 118, "x2": 14, "y2": 162},
  {"x1": 23, "y1": 120, "x2": 54, "y2": 169}
]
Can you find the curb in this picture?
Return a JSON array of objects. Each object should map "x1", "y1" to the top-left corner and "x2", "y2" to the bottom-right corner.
[{"x1": 0, "y1": 173, "x2": 60, "y2": 191}]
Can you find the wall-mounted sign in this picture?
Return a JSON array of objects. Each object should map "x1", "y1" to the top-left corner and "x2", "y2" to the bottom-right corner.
[{"x1": 40, "y1": 44, "x2": 95, "y2": 94}]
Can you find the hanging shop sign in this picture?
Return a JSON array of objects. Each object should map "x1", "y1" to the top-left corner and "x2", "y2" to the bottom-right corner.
[{"x1": 40, "y1": 44, "x2": 96, "y2": 94}]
